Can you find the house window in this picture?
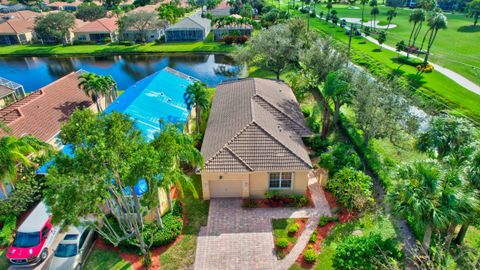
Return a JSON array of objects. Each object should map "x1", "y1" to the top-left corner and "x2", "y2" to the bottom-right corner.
[{"x1": 269, "y1": 172, "x2": 293, "y2": 189}]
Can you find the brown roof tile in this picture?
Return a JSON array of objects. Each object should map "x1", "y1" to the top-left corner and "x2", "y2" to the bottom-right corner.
[
  {"x1": 74, "y1": 17, "x2": 117, "y2": 33},
  {"x1": 201, "y1": 78, "x2": 312, "y2": 173},
  {"x1": 0, "y1": 71, "x2": 93, "y2": 142},
  {"x1": 0, "y1": 18, "x2": 34, "y2": 34}
]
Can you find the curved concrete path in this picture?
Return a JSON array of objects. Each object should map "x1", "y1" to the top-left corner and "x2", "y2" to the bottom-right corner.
[{"x1": 194, "y1": 174, "x2": 331, "y2": 270}]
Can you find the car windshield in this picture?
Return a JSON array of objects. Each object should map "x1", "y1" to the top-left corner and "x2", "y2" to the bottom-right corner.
[
  {"x1": 12, "y1": 232, "x2": 40, "y2": 248},
  {"x1": 55, "y1": 244, "x2": 78, "y2": 257}
]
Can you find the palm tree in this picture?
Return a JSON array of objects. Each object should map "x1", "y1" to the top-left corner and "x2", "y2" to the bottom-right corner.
[
  {"x1": 360, "y1": 0, "x2": 368, "y2": 29},
  {"x1": 78, "y1": 73, "x2": 103, "y2": 112},
  {"x1": 407, "y1": 9, "x2": 426, "y2": 53},
  {"x1": 369, "y1": 0, "x2": 379, "y2": 31},
  {"x1": 0, "y1": 135, "x2": 48, "y2": 198},
  {"x1": 326, "y1": 0, "x2": 333, "y2": 17},
  {"x1": 388, "y1": 161, "x2": 448, "y2": 250},
  {"x1": 385, "y1": 9, "x2": 397, "y2": 31},
  {"x1": 183, "y1": 81, "x2": 209, "y2": 134},
  {"x1": 98, "y1": 75, "x2": 118, "y2": 103},
  {"x1": 423, "y1": 12, "x2": 447, "y2": 64},
  {"x1": 151, "y1": 124, "x2": 202, "y2": 212}
]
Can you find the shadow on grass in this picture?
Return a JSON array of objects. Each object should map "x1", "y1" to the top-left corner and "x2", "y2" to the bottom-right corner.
[
  {"x1": 457, "y1": 25, "x2": 480, "y2": 33},
  {"x1": 372, "y1": 48, "x2": 382, "y2": 52}
]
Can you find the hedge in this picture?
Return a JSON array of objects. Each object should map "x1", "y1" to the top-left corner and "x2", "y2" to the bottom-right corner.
[{"x1": 0, "y1": 215, "x2": 17, "y2": 246}]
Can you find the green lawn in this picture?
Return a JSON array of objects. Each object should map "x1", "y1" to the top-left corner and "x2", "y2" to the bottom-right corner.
[
  {"x1": 0, "y1": 41, "x2": 234, "y2": 56},
  {"x1": 158, "y1": 174, "x2": 209, "y2": 270},
  {"x1": 272, "y1": 218, "x2": 304, "y2": 259},
  {"x1": 304, "y1": 16, "x2": 480, "y2": 123},
  {"x1": 307, "y1": 4, "x2": 480, "y2": 85},
  {"x1": 83, "y1": 248, "x2": 132, "y2": 270}
]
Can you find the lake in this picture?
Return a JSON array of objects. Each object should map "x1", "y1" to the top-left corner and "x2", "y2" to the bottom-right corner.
[{"x1": 0, "y1": 53, "x2": 244, "y2": 92}]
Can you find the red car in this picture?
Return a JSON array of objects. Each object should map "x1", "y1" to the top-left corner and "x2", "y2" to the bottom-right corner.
[{"x1": 6, "y1": 201, "x2": 60, "y2": 266}]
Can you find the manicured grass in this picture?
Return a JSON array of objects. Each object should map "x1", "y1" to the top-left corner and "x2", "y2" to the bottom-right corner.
[
  {"x1": 308, "y1": 4, "x2": 480, "y2": 85},
  {"x1": 0, "y1": 41, "x2": 234, "y2": 56},
  {"x1": 0, "y1": 249, "x2": 9, "y2": 270},
  {"x1": 304, "y1": 16, "x2": 480, "y2": 122},
  {"x1": 158, "y1": 174, "x2": 209, "y2": 270},
  {"x1": 84, "y1": 248, "x2": 132, "y2": 270},
  {"x1": 272, "y1": 218, "x2": 302, "y2": 244},
  {"x1": 312, "y1": 212, "x2": 397, "y2": 270}
]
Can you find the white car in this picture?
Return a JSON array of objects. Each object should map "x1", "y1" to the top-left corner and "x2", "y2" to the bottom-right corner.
[{"x1": 47, "y1": 225, "x2": 96, "y2": 270}]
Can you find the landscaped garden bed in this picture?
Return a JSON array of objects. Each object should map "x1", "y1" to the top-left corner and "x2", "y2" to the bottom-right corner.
[
  {"x1": 242, "y1": 190, "x2": 313, "y2": 209},
  {"x1": 272, "y1": 218, "x2": 307, "y2": 259}
]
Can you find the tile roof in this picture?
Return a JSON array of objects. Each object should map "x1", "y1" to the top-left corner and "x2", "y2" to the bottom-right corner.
[
  {"x1": 0, "y1": 71, "x2": 93, "y2": 142},
  {"x1": 2, "y1": 10, "x2": 39, "y2": 20},
  {"x1": 201, "y1": 78, "x2": 312, "y2": 173},
  {"x1": 46, "y1": 1, "x2": 82, "y2": 7},
  {"x1": 0, "y1": 18, "x2": 34, "y2": 34},
  {"x1": 167, "y1": 11, "x2": 210, "y2": 30},
  {"x1": 74, "y1": 17, "x2": 117, "y2": 33}
]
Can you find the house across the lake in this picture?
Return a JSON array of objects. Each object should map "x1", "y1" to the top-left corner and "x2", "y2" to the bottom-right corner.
[
  {"x1": 0, "y1": 11, "x2": 38, "y2": 44},
  {"x1": 200, "y1": 78, "x2": 313, "y2": 199},
  {"x1": 73, "y1": 17, "x2": 118, "y2": 43},
  {"x1": 165, "y1": 11, "x2": 211, "y2": 42}
]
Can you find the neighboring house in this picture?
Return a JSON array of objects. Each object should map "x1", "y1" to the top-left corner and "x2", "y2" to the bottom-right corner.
[
  {"x1": 200, "y1": 78, "x2": 313, "y2": 199},
  {"x1": 46, "y1": 0, "x2": 82, "y2": 11},
  {"x1": 165, "y1": 11, "x2": 211, "y2": 42},
  {"x1": 0, "y1": 71, "x2": 106, "y2": 146},
  {"x1": 122, "y1": 4, "x2": 164, "y2": 42},
  {"x1": 0, "y1": 77, "x2": 25, "y2": 109},
  {"x1": 35, "y1": 19, "x2": 87, "y2": 44},
  {"x1": 212, "y1": 23, "x2": 252, "y2": 41},
  {"x1": 0, "y1": 17, "x2": 34, "y2": 44},
  {"x1": 74, "y1": 17, "x2": 118, "y2": 43}
]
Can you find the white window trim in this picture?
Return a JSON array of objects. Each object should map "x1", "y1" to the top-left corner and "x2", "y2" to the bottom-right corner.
[{"x1": 268, "y1": 172, "x2": 294, "y2": 190}]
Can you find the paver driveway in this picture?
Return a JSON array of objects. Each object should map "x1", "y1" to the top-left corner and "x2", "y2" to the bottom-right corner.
[{"x1": 194, "y1": 177, "x2": 331, "y2": 270}]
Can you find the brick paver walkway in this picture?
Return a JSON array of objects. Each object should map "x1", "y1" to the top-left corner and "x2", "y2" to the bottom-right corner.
[{"x1": 194, "y1": 173, "x2": 331, "y2": 270}]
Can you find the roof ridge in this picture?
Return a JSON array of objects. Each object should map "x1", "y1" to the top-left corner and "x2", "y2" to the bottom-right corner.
[
  {"x1": 253, "y1": 94, "x2": 310, "y2": 135},
  {"x1": 39, "y1": 71, "x2": 78, "y2": 94},
  {"x1": 251, "y1": 121, "x2": 312, "y2": 169},
  {"x1": 97, "y1": 18, "x2": 112, "y2": 31},
  {"x1": 225, "y1": 146, "x2": 253, "y2": 171},
  {"x1": 204, "y1": 122, "x2": 254, "y2": 165},
  {"x1": 185, "y1": 16, "x2": 204, "y2": 29}
]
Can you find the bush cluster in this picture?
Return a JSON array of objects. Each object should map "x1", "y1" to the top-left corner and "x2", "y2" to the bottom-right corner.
[
  {"x1": 0, "y1": 215, "x2": 17, "y2": 246},
  {"x1": 73, "y1": 40, "x2": 97, "y2": 45},
  {"x1": 222, "y1": 35, "x2": 249, "y2": 45},
  {"x1": 0, "y1": 172, "x2": 44, "y2": 217},
  {"x1": 303, "y1": 247, "x2": 317, "y2": 263},
  {"x1": 332, "y1": 234, "x2": 402, "y2": 269},
  {"x1": 309, "y1": 231, "x2": 317, "y2": 243},
  {"x1": 319, "y1": 142, "x2": 362, "y2": 177},
  {"x1": 326, "y1": 167, "x2": 374, "y2": 211},
  {"x1": 275, "y1": 238, "x2": 289, "y2": 249},
  {"x1": 149, "y1": 212, "x2": 183, "y2": 247},
  {"x1": 287, "y1": 223, "x2": 300, "y2": 234},
  {"x1": 318, "y1": 216, "x2": 339, "y2": 227},
  {"x1": 264, "y1": 191, "x2": 309, "y2": 207}
]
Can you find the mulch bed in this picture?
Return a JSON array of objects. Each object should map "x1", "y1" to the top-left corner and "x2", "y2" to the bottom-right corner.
[
  {"x1": 295, "y1": 189, "x2": 356, "y2": 268},
  {"x1": 275, "y1": 218, "x2": 307, "y2": 259}
]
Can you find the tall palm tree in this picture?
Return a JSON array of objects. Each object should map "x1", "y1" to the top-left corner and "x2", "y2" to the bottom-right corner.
[
  {"x1": 360, "y1": 0, "x2": 368, "y2": 29},
  {"x1": 423, "y1": 12, "x2": 447, "y2": 64},
  {"x1": 0, "y1": 135, "x2": 48, "y2": 198},
  {"x1": 388, "y1": 161, "x2": 448, "y2": 250},
  {"x1": 183, "y1": 81, "x2": 209, "y2": 134},
  {"x1": 98, "y1": 75, "x2": 118, "y2": 103},
  {"x1": 78, "y1": 72, "x2": 103, "y2": 113},
  {"x1": 151, "y1": 124, "x2": 202, "y2": 212},
  {"x1": 385, "y1": 9, "x2": 397, "y2": 31},
  {"x1": 369, "y1": 0, "x2": 379, "y2": 32},
  {"x1": 407, "y1": 9, "x2": 426, "y2": 56}
]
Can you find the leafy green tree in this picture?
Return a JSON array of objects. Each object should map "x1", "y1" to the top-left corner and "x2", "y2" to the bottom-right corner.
[
  {"x1": 0, "y1": 135, "x2": 48, "y2": 199},
  {"x1": 377, "y1": 30, "x2": 387, "y2": 49},
  {"x1": 416, "y1": 114, "x2": 477, "y2": 160},
  {"x1": 235, "y1": 22, "x2": 302, "y2": 80},
  {"x1": 183, "y1": 81, "x2": 209, "y2": 133},
  {"x1": 422, "y1": 12, "x2": 447, "y2": 63},
  {"x1": 323, "y1": 69, "x2": 353, "y2": 124},
  {"x1": 326, "y1": 167, "x2": 373, "y2": 211},
  {"x1": 104, "y1": 0, "x2": 122, "y2": 9},
  {"x1": 158, "y1": 3, "x2": 184, "y2": 24},
  {"x1": 119, "y1": 11, "x2": 166, "y2": 43},
  {"x1": 44, "y1": 110, "x2": 160, "y2": 262},
  {"x1": 78, "y1": 72, "x2": 118, "y2": 112},
  {"x1": 299, "y1": 36, "x2": 347, "y2": 138},
  {"x1": 133, "y1": 0, "x2": 152, "y2": 7},
  {"x1": 34, "y1": 12, "x2": 76, "y2": 44},
  {"x1": 333, "y1": 234, "x2": 402, "y2": 269},
  {"x1": 76, "y1": 3, "x2": 107, "y2": 22},
  {"x1": 326, "y1": 0, "x2": 333, "y2": 16},
  {"x1": 467, "y1": 0, "x2": 480, "y2": 27},
  {"x1": 407, "y1": 9, "x2": 426, "y2": 51}
]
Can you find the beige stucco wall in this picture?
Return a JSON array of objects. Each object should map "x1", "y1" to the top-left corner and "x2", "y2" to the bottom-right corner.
[{"x1": 201, "y1": 170, "x2": 310, "y2": 200}]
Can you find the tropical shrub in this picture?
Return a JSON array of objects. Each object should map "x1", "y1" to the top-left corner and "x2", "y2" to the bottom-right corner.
[
  {"x1": 242, "y1": 198, "x2": 259, "y2": 208},
  {"x1": 275, "y1": 238, "x2": 289, "y2": 249},
  {"x1": 288, "y1": 223, "x2": 300, "y2": 234},
  {"x1": 309, "y1": 231, "x2": 318, "y2": 243},
  {"x1": 319, "y1": 142, "x2": 362, "y2": 176},
  {"x1": 303, "y1": 248, "x2": 317, "y2": 263},
  {"x1": 295, "y1": 195, "x2": 309, "y2": 207},
  {"x1": 0, "y1": 215, "x2": 17, "y2": 246},
  {"x1": 332, "y1": 234, "x2": 402, "y2": 269},
  {"x1": 172, "y1": 200, "x2": 183, "y2": 217},
  {"x1": 150, "y1": 213, "x2": 183, "y2": 247},
  {"x1": 318, "y1": 215, "x2": 339, "y2": 227},
  {"x1": 0, "y1": 172, "x2": 44, "y2": 217},
  {"x1": 307, "y1": 135, "x2": 331, "y2": 155},
  {"x1": 326, "y1": 167, "x2": 373, "y2": 211}
]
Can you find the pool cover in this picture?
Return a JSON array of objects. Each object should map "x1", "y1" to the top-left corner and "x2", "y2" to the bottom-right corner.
[{"x1": 104, "y1": 67, "x2": 195, "y2": 141}]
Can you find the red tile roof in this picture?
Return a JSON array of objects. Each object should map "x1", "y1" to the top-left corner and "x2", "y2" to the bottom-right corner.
[
  {"x1": 0, "y1": 18, "x2": 34, "y2": 34},
  {"x1": 74, "y1": 17, "x2": 118, "y2": 33},
  {"x1": 0, "y1": 71, "x2": 93, "y2": 142},
  {"x1": 2, "y1": 10, "x2": 40, "y2": 20}
]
